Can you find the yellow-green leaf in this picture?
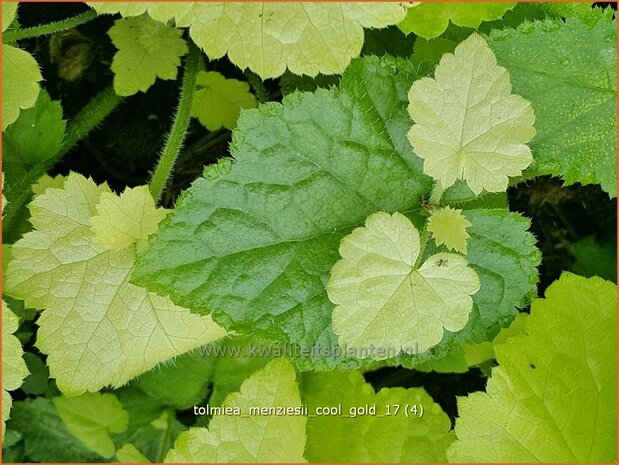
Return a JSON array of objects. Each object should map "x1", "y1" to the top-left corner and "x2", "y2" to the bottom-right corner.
[
  {"x1": 117, "y1": 444, "x2": 151, "y2": 463},
  {"x1": 5, "y1": 173, "x2": 226, "y2": 395},
  {"x1": 54, "y1": 392, "x2": 129, "y2": 458},
  {"x1": 165, "y1": 358, "x2": 306, "y2": 463},
  {"x1": 427, "y1": 206, "x2": 471, "y2": 253},
  {"x1": 449, "y1": 273, "x2": 617, "y2": 462},
  {"x1": 191, "y1": 71, "x2": 257, "y2": 131},
  {"x1": 90, "y1": 185, "x2": 167, "y2": 251},
  {"x1": 2, "y1": 301, "x2": 29, "y2": 440},
  {"x1": 3, "y1": 44, "x2": 42, "y2": 130},
  {"x1": 88, "y1": 2, "x2": 407, "y2": 78},
  {"x1": 407, "y1": 33, "x2": 535, "y2": 195},
  {"x1": 327, "y1": 211, "x2": 480, "y2": 358},
  {"x1": 108, "y1": 15, "x2": 188, "y2": 96},
  {"x1": 2, "y1": 2, "x2": 17, "y2": 32},
  {"x1": 398, "y1": 2, "x2": 516, "y2": 39}
]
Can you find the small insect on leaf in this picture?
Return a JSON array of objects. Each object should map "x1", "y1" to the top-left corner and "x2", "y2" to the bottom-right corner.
[{"x1": 328, "y1": 211, "x2": 481, "y2": 358}]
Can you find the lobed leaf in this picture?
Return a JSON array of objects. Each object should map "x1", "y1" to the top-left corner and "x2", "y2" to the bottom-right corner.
[
  {"x1": 89, "y1": 2, "x2": 407, "y2": 78},
  {"x1": 407, "y1": 33, "x2": 536, "y2": 195},
  {"x1": 165, "y1": 358, "x2": 306, "y2": 463},
  {"x1": 2, "y1": 44, "x2": 42, "y2": 130},
  {"x1": 427, "y1": 206, "x2": 471, "y2": 253},
  {"x1": 488, "y1": 15, "x2": 617, "y2": 196},
  {"x1": 303, "y1": 370, "x2": 454, "y2": 462},
  {"x1": 398, "y1": 2, "x2": 516, "y2": 38},
  {"x1": 191, "y1": 71, "x2": 257, "y2": 131},
  {"x1": 5, "y1": 174, "x2": 226, "y2": 395},
  {"x1": 327, "y1": 211, "x2": 480, "y2": 357},
  {"x1": 449, "y1": 273, "x2": 617, "y2": 462},
  {"x1": 108, "y1": 15, "x2": 188, "y2": 96}
]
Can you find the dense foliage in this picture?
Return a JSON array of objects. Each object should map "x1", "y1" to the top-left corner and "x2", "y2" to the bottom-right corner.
[{"x1": 2, "y1": 2, "x2": 616, "y2": 463}]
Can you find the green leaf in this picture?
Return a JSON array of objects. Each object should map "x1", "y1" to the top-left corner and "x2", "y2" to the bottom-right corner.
[
  {"x1": 398, "y1": 3, "x2": 515, "y2": 39},
  {"x1": 488, "y1": 15, "x2": 617, "y2": 196},
  {"x1": 116, "y1": 443, "x2": 151, "y2": 463},
  {"x1": 3, "y1": 90, "x2": 66, "y2": 175},
  {"x1": 10, "y1": 398, "x2": 104, "y2": 462},
  {"x1": 2, "y1": 301, "x2": 29, "y2": 439},
  {"x1": 165, "y1": 358, "x2": 306, "y2": 463},
  {"x1": 302, "y1": 370, "x2": 454, "y2": 461},
  {"x1": 135, "y1": 351, "x2": 215, "y2": 410},
  {"x1": 209, "y1": 338, "x2": 272, "y2": 408},
  {"x1": 134, "y1": 56, "x2": 539, "y2": 370},
  {"x1": 112, "y1": 387, "x2": 185, "y2": 462},
  {"x1": 427, "y1": 206, "x2": 471, "y2": 253},
  {"x1": 407, "y1": 33, "x2": 536, "y2": 195},
  {"x1": 5, "y1": 173, "x2": 226, "y2": 395},
  {"x1": 133, "y1": 55, "x2": 433, "y2": 369},
  {"x1": 108, "y1": 15, "x2": 188, "y2": 96},
  {"x1": 416, "y1": 312, "x2": 527, "y2": 373},
  {"x1": 571, "y1": 235, "x2": 617, "y2": 282},
  {"x1": 449, "y1": 273, "x2": 617, "y2": 462},
  {"x1": 454, "y1": 209, "x2": 539, "y2": 346},
  {"x1": 32, "y1": 173, "x2": 66, "y2": 195},
  {"x1": 89, "y1": 2, "x2": 407, "y2": 78},
  {"x1": 54, "y1": 392, "x2": 129, "y2": 458},
  {"x1": 90, "y1": 185, "x2": 168, "y2": 251},
  {"x1": 191, "y1": 71, "x2": 257, "y2": 131},
  {"x1": 2, "y1": 44, "x2": 42, "y2": 130},
  {"x1": 21, "y1": 353, "x2": 50, "y2": 395},
  {"x1": 2, "y1": 2, "x2": 18, "y2": 32},
  {"x1": 328, "y1": 211, "x2": 480, "y2": 357}
]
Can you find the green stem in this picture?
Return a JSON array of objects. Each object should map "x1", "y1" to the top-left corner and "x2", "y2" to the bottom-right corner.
[
  {"x1": 149, "y1": 44, "x2": 200, "y2": 203},
  {"x1": 3, "y1": 10, "x2": 98, "y2": 43},
  {"x1": 414, "y1": 229, "x2": 431, "y2": 269},
  {"x1": 155, "y1": 410, "x2": 174, "y2": 463},
  {"x1": 428, "y1": 181, "x2": 445, "y2": 206},
  {"x1": 57, "y1": 85, "x2": 123, "y2": 159}
]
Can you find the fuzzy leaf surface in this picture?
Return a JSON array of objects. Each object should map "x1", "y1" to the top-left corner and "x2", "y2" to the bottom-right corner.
[
  {"x1": 5, "y1": 174, "x2": 226, "y2": 395},
  {"x1": 134, "y1": 56, "x2": 433, "y2": 369},
  {"x1": 449, "y1": 273, "x2": 617, "y2": 462},
  {"x1": 135, "y1": 56, "x2": 539, "y2": 369},
  {"x1": 427, "y1": 206, "x2": 471, "y2": 253},
  {"x1": 488, "y1": 15, "x2": 617, "y2": 196}
]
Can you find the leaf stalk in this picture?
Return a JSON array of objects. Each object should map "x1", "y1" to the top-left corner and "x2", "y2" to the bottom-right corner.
[{"x1": 149, "y1": 43, "x2": 200, "y2": 203}]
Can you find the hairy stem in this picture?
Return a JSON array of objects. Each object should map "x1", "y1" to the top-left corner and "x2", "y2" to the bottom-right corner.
[
  {"x1": 57, "y1": 85, "x2": 123, "y2": 159},
  {"x1": 3, "y1": 10, "x2": 98, "y2": 43},
  {"x1": 149, "y1": 44, "x2": 200, "y2": 203},
  {"x1": 428, "y1": 181, "x2": 445, "y2": 206}
]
